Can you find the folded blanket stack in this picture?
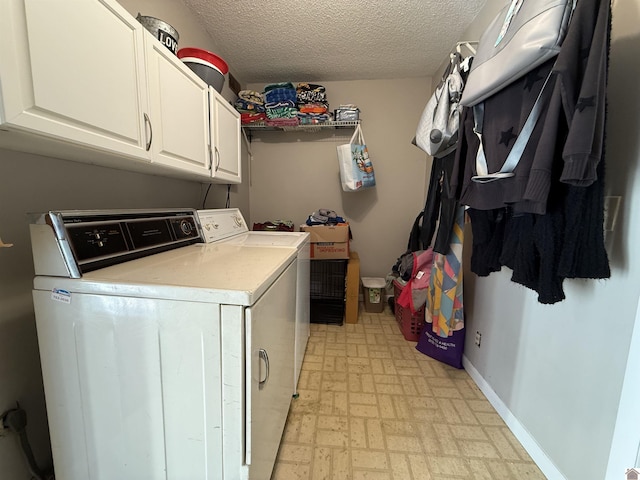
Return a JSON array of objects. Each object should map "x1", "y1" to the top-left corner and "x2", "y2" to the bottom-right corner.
[
  {"x1": 234, "y1": 90, "x2": 266, "y2": 124},
  {"x1": 233, "y1": 83, "x2": 349, "y2": 127},
  {"x1": 296, "y1": 83, "x2": 331, "y2": 125},
  {"x1": 264, "y1": 82, "x2": 299, "y2": 126}
]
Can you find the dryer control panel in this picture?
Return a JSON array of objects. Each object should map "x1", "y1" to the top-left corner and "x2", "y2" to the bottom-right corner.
[{"x1": 30, "y1": 209, "x2": 202, "y2": 277}]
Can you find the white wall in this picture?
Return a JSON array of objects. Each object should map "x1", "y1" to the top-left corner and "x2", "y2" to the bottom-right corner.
[
  {"x1": 246, "y1": 78, "x2": 432, "y2": 279},
  {"x1": 460, "y1": 1, "x2": 640, "y2": 479},
  {"x1": 0, "y1": 1, "x2": 248, "y2": 478}
]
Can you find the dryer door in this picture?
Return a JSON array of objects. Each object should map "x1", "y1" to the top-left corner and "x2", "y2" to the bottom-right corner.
[{"x1": 245, "y1": 260, "x2": 296, "y2": 478}]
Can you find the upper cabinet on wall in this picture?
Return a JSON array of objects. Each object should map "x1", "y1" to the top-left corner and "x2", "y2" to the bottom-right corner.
[
  {"x1": 145, "y1": 36, "x2": 212, "y2": 178},
  {"x1": 0, "y1": 0, "x2": 151, "y2": 162},
  {"x1": 0, "y1": 0, "x2": 242, "y2": 185},
  {"x1": 210, "y1": 88, "x2": 241, "y2": 184}
]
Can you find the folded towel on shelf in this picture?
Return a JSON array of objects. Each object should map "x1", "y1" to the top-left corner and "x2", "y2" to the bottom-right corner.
[
  {"x1": 299, "y1": 102, "x2": 329, "y2": 114},
  {"x1": 234, "y1": 97, "x2": 265, "y2": 113},
  {"x1": 238, "y1": 90, "x2": 264, "y2": 105},
  {"x1": 265, "y1": 100, "x2": 298, "y2": 119},
  {"x1": 297, "y1": 112, "x2": 332, "y2": 124},
  {"x1": 241, "y1": 112, "x2": 266, "y2": 124},
  {"x1": 264, "y1": 82, "x2": 295, "y2": 92},
  {"x1": 265, "y1": 117, "x2": 300, "y2": 127},
  {"x1": 264, "y1": 87, "x2": 297, "y2": 104}
]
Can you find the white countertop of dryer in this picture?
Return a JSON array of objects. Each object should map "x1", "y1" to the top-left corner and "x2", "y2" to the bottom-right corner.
[{"x1": 33, "y1": 243, "x2": 297, "y2": 306}]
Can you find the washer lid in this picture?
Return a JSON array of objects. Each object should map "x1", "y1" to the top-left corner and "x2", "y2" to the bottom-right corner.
[{"x1": 220, "y1": 231, "x2": 309, "y2": 248}]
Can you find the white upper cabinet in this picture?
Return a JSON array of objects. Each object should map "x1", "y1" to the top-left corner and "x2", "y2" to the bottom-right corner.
[
  {"x1": 209, "y1": 88, "x2": 242, "y2": 184},
  {"x1": 0, "y1": 0, "x2": 151, "y2": 161},
  {"x1": 0, "y1": 0, "x2": 242, "y2": 184},
  {"x1": 145, "y1": 37, "x2": 211, "y2": 178}
]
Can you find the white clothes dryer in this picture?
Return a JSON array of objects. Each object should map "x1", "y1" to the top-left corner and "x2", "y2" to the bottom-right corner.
[{"x1": 197, "y1": 208, "x2": 310, "y2": 393}]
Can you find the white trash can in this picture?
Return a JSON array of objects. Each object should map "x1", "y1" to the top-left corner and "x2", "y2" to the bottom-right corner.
[{"x1": 361, "y1": 277, "x2": 386, "y2": 313}]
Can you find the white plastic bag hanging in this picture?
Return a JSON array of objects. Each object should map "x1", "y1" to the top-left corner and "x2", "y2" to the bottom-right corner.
[{"x1": 337, "y1": 124, "x2": 376, "y2": 192}]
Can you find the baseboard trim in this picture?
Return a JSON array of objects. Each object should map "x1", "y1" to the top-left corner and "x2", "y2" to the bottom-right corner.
[{"x1": 462, "y1": 355, "x2": 566, "y2": 480}]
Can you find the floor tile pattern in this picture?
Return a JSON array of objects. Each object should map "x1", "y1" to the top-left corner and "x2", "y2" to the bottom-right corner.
[{"x1": 272, "y1": 308, "x2": 546, "y2": 480}]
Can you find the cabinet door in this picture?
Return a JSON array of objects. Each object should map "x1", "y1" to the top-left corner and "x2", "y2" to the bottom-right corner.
[
  {"x1": 146, "y1": 37, "x2": 211, "y2": 177},
  {"x1": 32, "y1": 291, "x2": 224, "y2": 480},
  {"x1": 0, "y1": 0, "x2": 150, "y2": 160},
  {"x1": 209, "y1": 88, "x2": 242, "y2": 184},
  {"x1": 245, "y1": 261, "x2": 296, "y2": 479}
]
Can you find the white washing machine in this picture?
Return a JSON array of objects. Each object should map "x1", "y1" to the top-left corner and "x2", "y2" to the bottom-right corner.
[
  {"x1": 197, "y1": 208, "x2": 310, "y2": 393},
  {"x1": 29, "y1": 209, "x2": 297, "y2": 480}
]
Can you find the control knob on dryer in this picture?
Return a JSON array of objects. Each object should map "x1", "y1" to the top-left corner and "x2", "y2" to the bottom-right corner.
[{"x1": 180, "y1": 219, "x2": 194, "y2": 236}]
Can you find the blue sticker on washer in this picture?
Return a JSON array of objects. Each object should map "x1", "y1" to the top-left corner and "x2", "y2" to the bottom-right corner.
[{"x1": 51, "y1": 288, "x2": 71, "y2": 304}]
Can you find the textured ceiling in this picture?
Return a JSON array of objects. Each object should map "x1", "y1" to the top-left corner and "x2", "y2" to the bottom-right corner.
[{"x1": 179, "y1": 0, "x2": 487, "y2": 84}]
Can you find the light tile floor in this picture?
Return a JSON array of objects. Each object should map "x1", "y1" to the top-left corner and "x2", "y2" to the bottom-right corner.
[{"x1": 272, "y1": 306, "x2": 546, "y2": 480}]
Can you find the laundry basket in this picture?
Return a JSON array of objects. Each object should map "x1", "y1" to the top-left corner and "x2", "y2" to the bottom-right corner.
[{"x1": 393, "y1": 279, "x2": 425, "y2": 341}]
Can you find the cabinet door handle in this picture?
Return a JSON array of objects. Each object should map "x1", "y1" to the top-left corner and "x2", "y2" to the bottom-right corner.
[
  {"x1": 214, "y1": 146, "x2": 220, "y2": 172},
  {"x1": 258, "y1": 348, "x2": 269, "y2": 389},
  {"x1": 143, "y1": 113, "x2": 153, "y2": 151}
]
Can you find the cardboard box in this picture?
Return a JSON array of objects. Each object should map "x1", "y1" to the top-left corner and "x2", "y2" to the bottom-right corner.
[
  {"x1": 310, "y1": 242, "x2": 349, "y2": 259},
  {"x1": 301, "y1": 224, "x2": 351, "y2": 259},
  {"x1": 344, "y1": 251, "x2": 360, "y2": 324},
  {"x1": 300, "y1": 224, "x2": 350, "y2": 243}
]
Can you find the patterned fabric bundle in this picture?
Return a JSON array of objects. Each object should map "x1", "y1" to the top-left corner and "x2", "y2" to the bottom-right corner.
[
  {"x1": 296, "y1": 83, "x2": 330, "y2": 121},
  {"x1": 296, "y1": 83, "x2": 327, "y2": 104}
]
